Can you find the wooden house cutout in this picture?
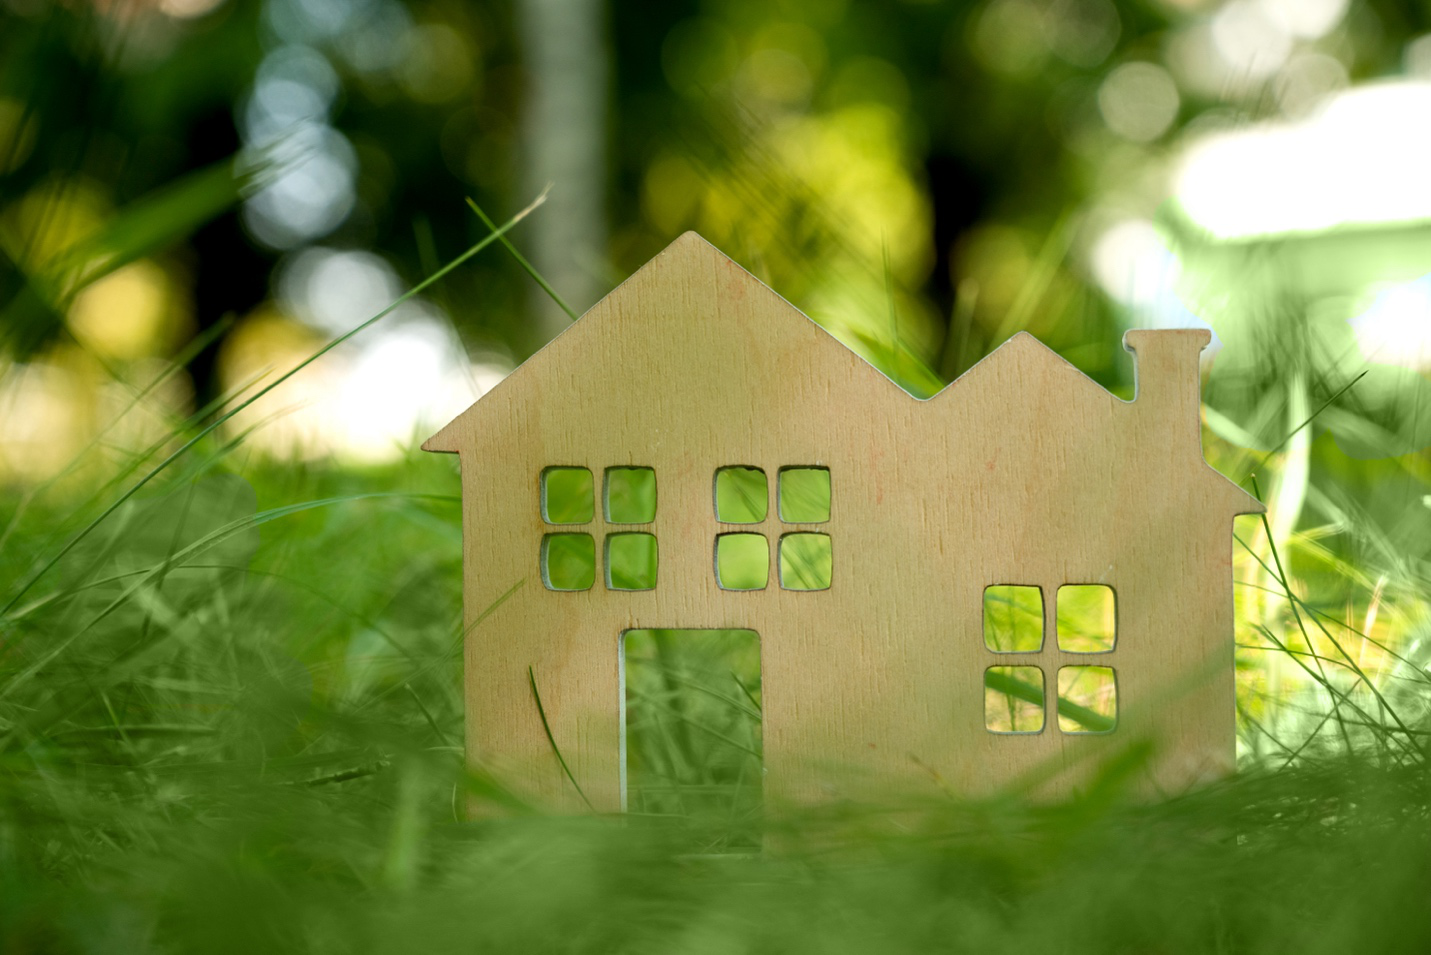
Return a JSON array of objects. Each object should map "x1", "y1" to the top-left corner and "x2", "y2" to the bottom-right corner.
[{"x1": 425, "y1": 232, "x2": 1263, "y2": 810}]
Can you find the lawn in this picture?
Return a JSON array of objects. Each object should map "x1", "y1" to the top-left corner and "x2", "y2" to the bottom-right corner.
[{"x1": 1, "y1": 263, "x2": 1429, "y2": 952}]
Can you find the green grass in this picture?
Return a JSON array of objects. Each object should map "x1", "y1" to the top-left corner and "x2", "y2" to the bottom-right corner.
[
  {"x1": 1, "y1": 232, "x2": 1430, "y2": 953},
  {"x1": 623, "y1": 628, "x2": 763, "y2": 847}
]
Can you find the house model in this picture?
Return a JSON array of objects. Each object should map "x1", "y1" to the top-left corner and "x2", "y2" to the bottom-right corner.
[{"x1": 424, "y1": 232, "x2": 1263, "y2": 810}]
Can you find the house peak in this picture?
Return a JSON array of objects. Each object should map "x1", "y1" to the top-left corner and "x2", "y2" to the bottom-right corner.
[
  {"x1": 421, "y1": 232, "x2": 877, "y2": 453},
  {"x1": 930, "y1": 329, "x2": 1101, "y2": 403}
]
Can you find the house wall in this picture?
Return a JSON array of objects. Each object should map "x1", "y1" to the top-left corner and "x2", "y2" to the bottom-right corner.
[{"x1": 434, "y1": 236, "x2": 1258, "y2": 811}]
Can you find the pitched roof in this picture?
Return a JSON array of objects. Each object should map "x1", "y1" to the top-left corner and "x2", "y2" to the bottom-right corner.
[
  {"x1": 421, "y1": 234, "x2": 1264, "y2": 516},
  {"x1": 422, "y1": 231, "x2": 896, "y2": 452},
  {"x1": 929, "y1": 330, "x2": 1111, "y2": 404}
]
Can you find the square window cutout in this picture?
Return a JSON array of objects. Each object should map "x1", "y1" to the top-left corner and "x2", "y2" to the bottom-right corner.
[
  {"x1": 606, "y1": 533, "x2": 657, "y2": 591},
  {"x1": 542, "y1": 533, "x2": 594, "y2": 591},
  {"x1": 541, "y1": 467, "x2": 593, "y2": 524},
  {"x1": 605, "y1": 467, "x2": 656, "y2": 524},
  {"x1": 1057, "y1": 666, "x2": 1117, "y2": 734},
  {"x1": 715, "y1": 533, "x2": 768, "y2": 590},
  {"x1": 714, "y1": 467, "x2": 767, "y2": 523},
  {"x1": 983, "y1": 585, "x2": 1043, "y2": 652},
  {"x1": 778, "y1": 467, "x2": 830, "y2": 523},
  {"x1": 984, "y1": 666, "x2": 1045, "y2": 733},
  {"x1": 779, "y1": 533, "x2": 831, "y2": 590},
  {"x1": 1057, "y1": 585, "x2": 1116, "y2": 653}
]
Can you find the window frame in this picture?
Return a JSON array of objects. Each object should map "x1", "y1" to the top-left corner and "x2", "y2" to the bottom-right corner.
[
  {"x1": 982, "y1": 583, "x2": 1120, "y2": 735},
  {"x1": 540, "y1": 466, "x2": 659, "y2": 592}
]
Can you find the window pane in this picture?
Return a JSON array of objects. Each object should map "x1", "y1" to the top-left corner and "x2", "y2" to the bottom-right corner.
[
  {"x1": 542, "y1": 533, "x2": 594, "y2": 590},
  {"x1": 983, "y1": 585, "x2": 1043, "y2": 652},
  {"x1": 1057, "y1": 585, "x2": 1116, "y2": 652},
  {"x1": 1057, "y1": 666, "x2": 1118, "y2": 733},
  {"x1": 714, "y1": 467, "x2": 767, "y2": 523},
  {"x1": 607, "y1": 532, "x2": 657, "y2": 591},
  {"x1": 605, "y1": 467, "x2": 656, "y2": 524},
  {"x1": 984, "y1": 666, "x2": 1045, "y2": 733},
  {"x1": 778, "y1": 467, "x2": 830, "y2": 523},
  {"x1": 715, "y1": 533, "x2": 768, "y2": 590},
  {"x1": 541, "y1": 467, "x2": 593, "y2": 524},
  {"x1": 779, "y1": 533, "x2": 831, "y2": 590}
]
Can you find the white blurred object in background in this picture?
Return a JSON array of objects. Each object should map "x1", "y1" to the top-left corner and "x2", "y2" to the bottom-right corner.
[{"x1": 1349, "y1": 276, "x2": 1431, "y2": 372}]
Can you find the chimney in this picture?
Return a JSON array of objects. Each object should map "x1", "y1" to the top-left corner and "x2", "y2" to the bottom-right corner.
[{"x1": 1123, "y1": 328, "x2": 1210, "y2": 447}]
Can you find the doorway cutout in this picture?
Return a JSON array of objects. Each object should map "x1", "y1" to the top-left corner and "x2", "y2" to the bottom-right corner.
[{"x1": 621, "y1": 629, "x2": 762, "y2": 845}]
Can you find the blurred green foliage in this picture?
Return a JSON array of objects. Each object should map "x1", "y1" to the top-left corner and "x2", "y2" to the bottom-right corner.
[
  {"x1": 2, "y1": 0, "x2": 1431, "y2": 948},
  {"x1": 777, "y1": 531, "x2": 830, "y2": 590},
  {"x1": 776, "y1": 466, "x2": 829, "y2": 523},
  {"x1": 984, "y1": 583, "x2": 1045, "y2": 653},
  {"x1": 540, "y1": 466, "x2": 594, "y2": 524},
  {"x1": 606, "y1": 531, "x2": 656, "y2": 590},
  {"x1": 714, "y1": 466, "x2": 767, "y2": 523},
  {"x1": 604, "y1": 466, "x2": 656, "y2": 524},
  {"x1": 1056, "y1": 584, "x2": 1116, "y2": 653},
  {"x1": 714, "y1": 531, "x2": 768, "y2": 590},
  {"x1": 623, "y1": 628, "x2": 762, "y2": 845}
]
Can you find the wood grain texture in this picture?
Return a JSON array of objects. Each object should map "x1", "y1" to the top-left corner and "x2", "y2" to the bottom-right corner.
[{"x1": 425, "y1": 232, "x2": 1264, "y2": 810}]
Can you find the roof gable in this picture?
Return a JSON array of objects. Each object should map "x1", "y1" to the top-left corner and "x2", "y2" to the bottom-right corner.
[
  {"x1": 925, "y1": 331, "x2": 1263, "y2": 517},
  {"x1": 929, "y1": 330, "x2": 1117, "y2": 409},
  {"x1": 421, "y1": 234, "x2": 1261, "y2": 517},
  {"x1": 423, "y1": 232, "x2": 896, "y2": 453}
]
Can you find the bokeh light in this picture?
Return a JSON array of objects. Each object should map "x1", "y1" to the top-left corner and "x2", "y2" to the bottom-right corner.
[
  {"x1": 219, "y1": 247, "x2": 512, "y2": 463},
  {"x1": 1210, "y1": 0, "x2": 1293, "y2": 83},
  {"x1": 1175, "y1": 82, "x2": 1431, "y2": 240},
  {"x1": 67, "y1": 260, "x2": 187, "y2": 361},
  {"x1": 1349, "y1": 275, "x2": 1431, "y2": 372},
  {"x1": 1260, "y1": 0, "x2": 1348, "y2": 40},
  {"x1": 1097, "y1": 62, "x2": 1180, "y2": 142}
]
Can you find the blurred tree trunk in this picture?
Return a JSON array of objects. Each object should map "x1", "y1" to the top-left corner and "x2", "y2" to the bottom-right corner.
[{"x1": 519, "y1": 0, "x2": 609, "y2": 343}]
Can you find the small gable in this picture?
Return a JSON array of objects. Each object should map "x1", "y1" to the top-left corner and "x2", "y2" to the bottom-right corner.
[
  {"x1": 925, "y1": 330, "x2": 1262, "y2": 518},
  {"x1": 930, "y1": 331, "x2": 1116, "y2": 409}
]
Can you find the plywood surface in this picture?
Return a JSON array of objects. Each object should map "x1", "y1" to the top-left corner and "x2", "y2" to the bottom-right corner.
[{"x1": 425, "y1": 232, "x2": 1264, "y2": 811}]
